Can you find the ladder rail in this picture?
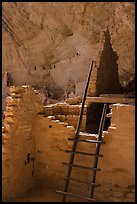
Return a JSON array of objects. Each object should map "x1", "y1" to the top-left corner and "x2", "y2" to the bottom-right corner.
[
  {"x1": 89, "y1": 103, "x2": 108, "y2": 198},
  {"x1": 61, "y1": 61, "x2": 94, "y2": 202}
]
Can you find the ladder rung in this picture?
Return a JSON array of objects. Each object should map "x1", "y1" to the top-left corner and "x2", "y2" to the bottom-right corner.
[
  {"x1": 79, "y1": 132, "x2": 98, "y2": 137},
  {"x1": 60, "y1": 176, "x2": 100, "y2": 187},
  {"x1": 56, "y1": 190, "x2": 97, "y2": 201},
  {"x1": 68, "y1": 138, "x2": 105, "y2": 144},
  {"x1": 65, "y1": 149, "x2": 104, "y2": 157},
  {"x1": 62, "y1": 162, "x2": 101, "y2": 171}
]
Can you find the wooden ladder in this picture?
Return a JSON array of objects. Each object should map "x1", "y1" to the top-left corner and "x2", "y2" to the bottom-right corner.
[{"x1": 56, "y1": 61, "x2": 108, "y2": 202}]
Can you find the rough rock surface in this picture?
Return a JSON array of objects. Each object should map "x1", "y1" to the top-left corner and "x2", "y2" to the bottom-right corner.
[{"x1": 2, "y1": 2, "x2": 135, "y2": 98}]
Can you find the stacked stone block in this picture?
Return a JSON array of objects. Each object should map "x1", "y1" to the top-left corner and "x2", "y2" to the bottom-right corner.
[
  {"x1": 43, "y1": 102, "x2": 87, "y2": 132},
  {"x1": 95, "y1": 104, "x2": 135, "y2": 202},
  {"x1": 2, "y1": 86, "x2": 43, "y2": 201}
]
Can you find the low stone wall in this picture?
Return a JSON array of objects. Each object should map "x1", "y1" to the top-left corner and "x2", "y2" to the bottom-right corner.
[
  {"x1": 43, "y1": 103, "x2": 87, "y2": 116},
  {"x1": 43, "y1": 103, "x2": 87, "y2": 131}
]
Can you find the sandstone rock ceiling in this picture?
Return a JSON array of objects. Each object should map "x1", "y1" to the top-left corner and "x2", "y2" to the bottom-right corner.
[{"x1": 2, "y1": 2, "x2": 135, "y2": 94}]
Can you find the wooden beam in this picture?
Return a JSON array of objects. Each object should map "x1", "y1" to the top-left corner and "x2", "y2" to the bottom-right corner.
[{"x1": 86, "y1": 96, "x2": 135, "y2": 104}]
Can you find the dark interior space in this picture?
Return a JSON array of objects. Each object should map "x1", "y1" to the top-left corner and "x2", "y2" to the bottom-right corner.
[{"x1": 86, "y1": 102, "x2": 111, "y2": 134}]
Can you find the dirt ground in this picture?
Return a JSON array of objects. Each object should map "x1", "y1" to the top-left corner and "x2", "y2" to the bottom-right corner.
[
  {"x1": 13, "y1": 186, "x2": 61, "y2": 202},
  {"x1": 13, "y1": 185, "x2": 88, "y2": 202}
]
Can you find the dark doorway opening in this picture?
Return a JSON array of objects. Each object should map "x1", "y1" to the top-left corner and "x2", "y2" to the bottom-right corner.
[{"x1": 86, "y1": 102, "x2": 111, "y2": 134}]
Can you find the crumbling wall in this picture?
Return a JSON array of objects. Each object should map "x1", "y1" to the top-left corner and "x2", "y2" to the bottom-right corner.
[
  {"x1": 43, "y1": 103, "x2": 87, "y2": 131},
  {"x1": 95, "y1": 104, "x2": 135, "y2": 202},
  {"x1": 2, "y1": 72, "x2": 11, "y2": 113},
  {"x1": 2, "y1": 86, "x2": 43, "y2": 201},
  {"x1": 96, "y1": 28, "x2": 123, "y2": 95},
  {"x1": 88, "y1": 28, "x2": 123, "y2": 97}
]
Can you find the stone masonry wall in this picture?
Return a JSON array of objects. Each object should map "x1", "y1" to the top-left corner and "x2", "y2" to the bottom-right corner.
[
  {"x1": 33, "y1": 115, "x2": 75, "y2": 189},
  {"x1": 95, "y1": 103, "x2": 135, "y2": 202},
  {"x1": 32, "y1": 114, "x2": 97, "y2": 200},
  {"x1": 2, "y1": 86, "x2": 43, "y2": 201},
  {"x1": 43, "y1": 102, "x2": 87, "y2": 131}
]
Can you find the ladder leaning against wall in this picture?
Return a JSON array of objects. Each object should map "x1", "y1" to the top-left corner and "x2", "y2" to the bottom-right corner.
[{"x1": 56, "y1": 61, "x2": 109, "y2": 202}]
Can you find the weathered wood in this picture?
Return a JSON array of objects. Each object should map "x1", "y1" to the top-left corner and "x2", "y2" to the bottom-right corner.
[{"x1": 86, "y1": 96, "x2": 135, "y2": 104}]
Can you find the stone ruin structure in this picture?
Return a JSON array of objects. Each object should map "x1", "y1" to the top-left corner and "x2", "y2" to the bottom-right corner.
[
  {"x1": 2, "y1": 29, "x2": 135, "y2": 202},
  {"x1": 2, "y1": 72, "x2": 13, "y2": 122}
]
